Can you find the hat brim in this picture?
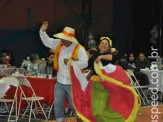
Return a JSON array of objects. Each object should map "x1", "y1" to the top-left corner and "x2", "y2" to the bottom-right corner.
[{"x1": 53, "y1": 33, "x2": 79, "y2": 44}]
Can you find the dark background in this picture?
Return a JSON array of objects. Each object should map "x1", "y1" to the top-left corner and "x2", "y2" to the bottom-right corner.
[{"x1": 0, "y1": 0, "x2": 162, "y2": 67}]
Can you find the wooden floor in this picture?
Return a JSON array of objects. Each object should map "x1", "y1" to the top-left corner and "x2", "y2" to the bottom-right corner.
[
  {"x1": 1, "y1": 105, "x2": 163, "y2": 122},
  {"x1": 46, "y1": 105, "x2": 163, "y2": 122},
  {"x1": 135, "y1": 105, "x2": 163, "y2": 122}
]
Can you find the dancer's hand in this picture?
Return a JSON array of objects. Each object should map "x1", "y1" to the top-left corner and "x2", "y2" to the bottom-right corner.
[
  {"x1": 64, "y1": 58, "x2": 69, "y2": 65},
  {"x1": 41, "y1": 21, "x2": 48, "y2": 31},
  {"x1": 95, "y1": 56, "x2": 101, "y2": 64},
  {"x1": 70, "y1": 57, "x2": 78, "y2": 61}
]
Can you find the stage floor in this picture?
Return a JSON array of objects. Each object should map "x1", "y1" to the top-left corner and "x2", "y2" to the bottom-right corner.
[
  {"x1": 47, "y1": 105, "x2": 163, "y2": 122},
  {"x1": 135, "y1": 105, "x2": 163, "y2": 122},
  {"x1": 1, "y1": 105, "x2": 163, "y2": 122}
]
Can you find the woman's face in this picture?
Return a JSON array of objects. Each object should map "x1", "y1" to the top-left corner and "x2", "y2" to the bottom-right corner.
[
  {"x1": 47, "y1": 54, "x2": 54, "y2": 64},
  {"x1": 129, "y1": 54, "x2": 135, "y2": 62},
  {"x1": 98, "y1": 39, "x2": 110, "y2": 53}
]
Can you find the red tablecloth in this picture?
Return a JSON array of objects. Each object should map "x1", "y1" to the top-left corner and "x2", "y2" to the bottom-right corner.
[
  {"x1": 0, "y1": 76, "x2": 57, "y2": 113},
  {"x1": 25, "y1": 77, "x2": 56, "y2": 106}
]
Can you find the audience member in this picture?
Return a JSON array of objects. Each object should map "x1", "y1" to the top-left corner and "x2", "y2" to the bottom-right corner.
[
  {"x1": 115, "y1": 52, "x2": 149, "y2": 86},
  {"x1": 136, "y1": 52, "x2": 150, "y2": 71},
  {"x1": 39, "y1": 52, "x2": 57, "y2": 77},
  {"x1": 127, "y1": 52, "x2": 149, "y2": 86},
  {"x1": 128, "y1": 52, "x2": 138, "y2": 71},
  {"x1": 116, "y1": 53, "x2": 133, "y2": 70}
]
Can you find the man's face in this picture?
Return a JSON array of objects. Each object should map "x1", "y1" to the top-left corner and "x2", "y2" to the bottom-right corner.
[
  {"x1": 61, "y1": 39, "x2": 72, "y2": 47},
  {"x1": 139, "y1": 54, "x2": 145, "y2": 61}
]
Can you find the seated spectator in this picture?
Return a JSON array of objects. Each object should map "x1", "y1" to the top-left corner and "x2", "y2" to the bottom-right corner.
[
  {"x1": 136, "y1": 52, "x2": 150, "y2": 71},
  {"x1": 39, "y1": 52, "x2": 57, "y2": 77},
  {"x1": 116, "y1": 53, "x2": 133, "y2": 70},
  {"x1": 128, "y1": 52, "x2": 139, "y2": 71},
  {"x1": 116, "y1": 52, "x2": 149, "y2": 86},
  {"x1": 127, "y1": 52, "x2": 149, "y2": 86}
]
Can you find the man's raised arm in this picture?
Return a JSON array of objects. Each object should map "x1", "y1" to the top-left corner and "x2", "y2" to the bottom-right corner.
[{"x1": 39, "y1": 21, "x2": 60, "y2": 50}]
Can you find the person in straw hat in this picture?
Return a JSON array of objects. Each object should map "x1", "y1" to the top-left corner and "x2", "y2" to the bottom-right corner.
[{"x1": 39, "y1": 21, "x2": 88, "y2": 122}]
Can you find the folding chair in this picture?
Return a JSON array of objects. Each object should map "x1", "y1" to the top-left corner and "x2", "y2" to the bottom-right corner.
[
  {"x1": 0, "y1": 82, "x2": 10, "y2": 99},
  {"x1": 126, "y1": 69, "x2": 150, "y2": 105},
  {"x1": 0, "y1": 77, "x2": 20, "y2": 122},
  {"x1": 43, "y1": 101, "x2": 54, "y2": 120},
  {"x1": 0, "y1": 82, "x2": 10, "y2": 115},
  {"x1": 17, "y1": 77, "x2": 48, "y2": 122}
]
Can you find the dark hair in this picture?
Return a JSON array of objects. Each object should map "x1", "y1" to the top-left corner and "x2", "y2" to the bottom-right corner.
[
  {"x1": 46, "y1": 52, "x2": 54, "y2": 62},
  {"x1": 46, "y1": 52, "x2": 54, "y2": 58},
  {"x1": 138, "y1": 52, "x2": 146, "y2": 56},
  {"x1": 128, "y1": 52, "x2": 135, "y2": 57},
  {"x1": 127, "y1": 52, "x2": 135, "y2": 61},
  {"x1": 29, "y1": 53, "x2": 40, "y2": 63},
  {"x1": 45, "y1": 52, "x2": 54, "y2": 67},
  {"x1": 122, "y1": 53, "x2": 128, "y2": 59},
  {"x1": 89, "y1": 50, "x2": 97, "y2": 55},
  {"x1": 1, "y1": 49, "x2": 8, "y2": 54}
]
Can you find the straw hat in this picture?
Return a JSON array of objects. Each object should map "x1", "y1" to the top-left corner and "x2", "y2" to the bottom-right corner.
[{"x1": 53, "y1": 27, "x2": 79, "y2": 44}]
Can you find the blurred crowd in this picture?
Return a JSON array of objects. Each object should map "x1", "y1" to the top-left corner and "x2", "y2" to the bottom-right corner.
[{"x1": 0, "y1": 35, "x2": 162, "y2": 82}]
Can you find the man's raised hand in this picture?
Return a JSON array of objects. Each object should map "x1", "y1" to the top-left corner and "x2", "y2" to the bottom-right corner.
[{"x1": 41, "y1": 21, "x2": 48, "y2": 31}]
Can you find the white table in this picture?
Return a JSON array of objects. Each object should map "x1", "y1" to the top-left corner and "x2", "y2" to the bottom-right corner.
[{"x1": 140, "y1": 69, "x2": 163, "y2": 92}]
